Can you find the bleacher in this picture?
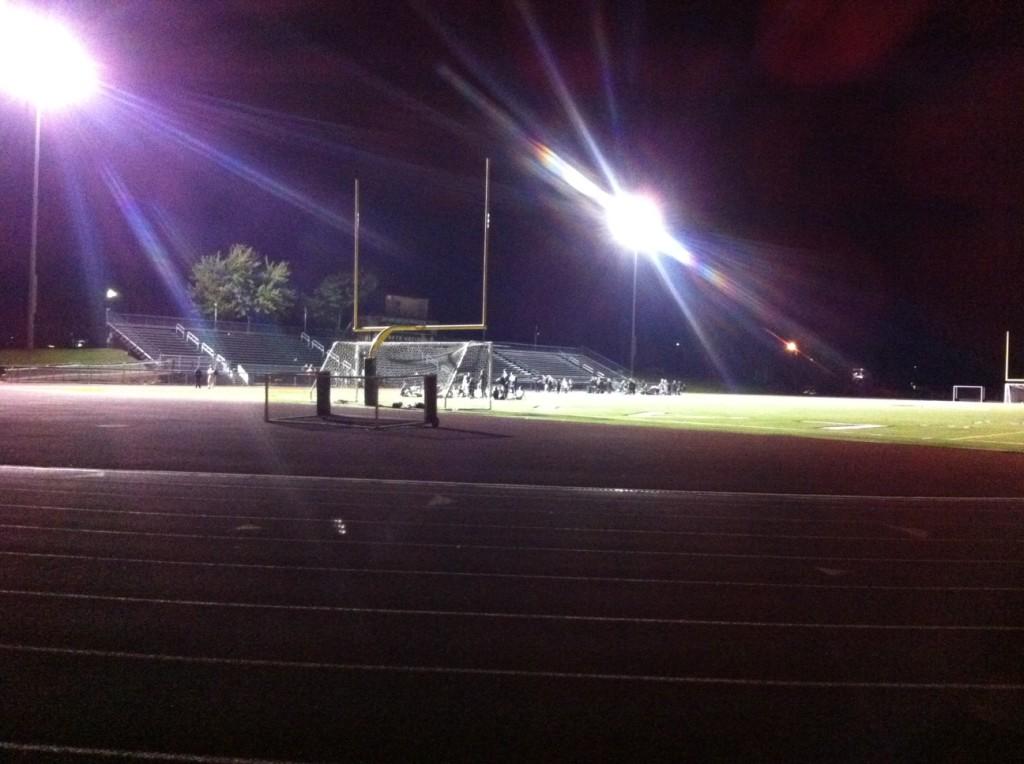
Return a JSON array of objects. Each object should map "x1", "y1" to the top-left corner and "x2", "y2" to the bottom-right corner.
[
  {"x1": 108, "y1": 312, "x2": 326, "y2": 382},
  {"x1": 107, "y1": 320, "x2": 207, "y2": 371},
  {"x1": 108, "y1": 313, "x2": 630, "y2": 388},
  {"x1": 492, "y1": 344, "x2": 629, "y2": 386},
  {"x1": 207, "y1": 330, "x2": 323, "y2": 377}
]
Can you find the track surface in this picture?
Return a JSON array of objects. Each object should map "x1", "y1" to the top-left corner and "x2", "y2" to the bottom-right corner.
[{"x1": 0, "y1": 388, "x2": 1022, "y2": 761}]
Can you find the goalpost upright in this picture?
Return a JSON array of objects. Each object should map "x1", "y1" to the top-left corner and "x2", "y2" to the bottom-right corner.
[
  {"x1": 350, "y1": 159, "x2": 492, "y2": 409},
  {"x1": 1004, "y1": 331, "x2": 1024, "y2": 402}
]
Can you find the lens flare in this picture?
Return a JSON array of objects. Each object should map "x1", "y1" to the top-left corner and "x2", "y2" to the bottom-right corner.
[{"x1": 0, "y1": 4, "x2": 98, "y2": 110}]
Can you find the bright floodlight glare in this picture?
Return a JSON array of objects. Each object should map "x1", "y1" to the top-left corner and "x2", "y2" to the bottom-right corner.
[
  {"x1": 785, "y1": 341, "x2": 798, "y2": 353},
  {"x1": 105, "y1": 288, "x2": 119, "y2": 299},
  {"x1": 0, "y1": 4, "x2": 98, "y2": 109},
  {"x1": 605, "y1": 193, "x2": 665, "y2": 254}
]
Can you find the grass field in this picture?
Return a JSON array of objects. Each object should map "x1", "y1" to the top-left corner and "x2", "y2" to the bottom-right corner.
[
  {"x1": 6, "y1": 382, "x2": 1024, "y2": 453},
  {"x1": 489, "y1": 391, "x2": 1024, "y2": 453}
]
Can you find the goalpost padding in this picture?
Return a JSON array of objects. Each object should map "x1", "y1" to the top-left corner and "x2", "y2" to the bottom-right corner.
[
  {"x1": 263, "y1": 372, "x2": 438, "y2": 427},
  {"x1": 952, "y1": 385, "x2": 985, "y2": 402}
]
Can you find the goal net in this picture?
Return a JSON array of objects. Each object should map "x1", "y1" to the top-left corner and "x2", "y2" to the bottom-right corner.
[
  {"x1": 1005, "y1": 383, "x2": 1024, "y2": 403},
  {"x1": 321, "y1": 340, "x2": 493, "y2": 410}
]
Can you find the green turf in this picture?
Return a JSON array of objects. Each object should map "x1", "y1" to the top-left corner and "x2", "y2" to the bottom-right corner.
[
  {"x1": 487, "y1": 392, "x2": 1024, "y2": 453},
  {"x1": 0, "y1": 348, "x2": 137, "y2": 366}
]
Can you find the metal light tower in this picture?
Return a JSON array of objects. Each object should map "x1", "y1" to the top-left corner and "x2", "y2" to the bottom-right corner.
[{"x1": 0, "y1": 5, "x2": 98, "y2": 349}]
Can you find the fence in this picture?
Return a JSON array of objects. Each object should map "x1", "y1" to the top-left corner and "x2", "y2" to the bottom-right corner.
[{"x1": 0, "y1": 361, "x2": 183, "y2": 384}]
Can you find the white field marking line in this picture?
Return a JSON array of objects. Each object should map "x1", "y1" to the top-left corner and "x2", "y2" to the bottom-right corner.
[
  {"x1": 2, "y1": 588, "x2": 1022, "y2": 631},
  {"x1": 0, "y1": 741, "x2": 297, "y2": 764},
  {"x1": 822, "y1": 424, "x2": 885, "y2": 431},
  {"x1": 3, "y1": 502, "x2": 1018, "y2": 545},
  {"x1": 3, "y1": 522, "x2": 1023, "y2": 564},
  {"x1": 654, "y1": 420, "x2": 809, "y2": 432},
  {"x1": 3, "y1": 549, "x2": 1022, "y2": 592},
  {"x1": 7, "y1": 486, "x2": 1024, "y2": 526},
  {"x1": 949, "y1": 430, "x2": 1024, "y2": 442},
  {"x1": 4, "y1": 464, "x2": 1024, "y2": 505},
  {"x1": 2, "y1": 643, "x2": 1022, "y2": 690}
]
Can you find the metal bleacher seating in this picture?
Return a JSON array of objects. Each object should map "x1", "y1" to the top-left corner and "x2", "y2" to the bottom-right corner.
[
  {"x1": 107, "y1": 313, "x2": 325, "y2": 383},
  {"x1": 207, "y1": 330, "x2": 323, "y2": 377},
  {"x1": 108, "y1": 313, "x2": 629, "y2": 388},
  {"x1": 492, "y1": 344, "x2": 629, "y2": 386}
]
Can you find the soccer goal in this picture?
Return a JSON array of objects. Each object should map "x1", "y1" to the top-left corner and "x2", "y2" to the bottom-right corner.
[
  {"x1": 321, "y1": 340, "x2": 493, "y2": 411},
  {"x1": 952, "y1": 385, "x2": 985, "y2": 402},
  {"x1": 1004, "y1": 383, "x2": 1024, "y2": 403}
]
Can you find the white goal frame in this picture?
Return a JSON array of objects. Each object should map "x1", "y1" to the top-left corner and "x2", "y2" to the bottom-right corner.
[{"x1": 952, "y1": 385, "x2": 985, "y2": 402}]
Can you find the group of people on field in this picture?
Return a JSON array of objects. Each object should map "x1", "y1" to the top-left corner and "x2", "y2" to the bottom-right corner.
[
  {"x1": 452, "y1": 368, "x2": 488, "y2": 399},
  {"x1": 194, "y1": 365, "x2": 220, "y2": 389}
]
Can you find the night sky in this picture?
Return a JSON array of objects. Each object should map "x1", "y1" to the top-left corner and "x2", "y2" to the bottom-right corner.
[{"x1": 1, "y1": 0, "x2": 1021, "y2": 392}]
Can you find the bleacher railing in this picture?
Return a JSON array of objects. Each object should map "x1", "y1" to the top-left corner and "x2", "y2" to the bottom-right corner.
[{"x1": 110, "y1": 311, "x2": 303, "y2": 336}]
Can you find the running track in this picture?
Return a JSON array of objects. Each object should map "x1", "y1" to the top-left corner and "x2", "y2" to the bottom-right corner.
[{"x1": 0, "y1": 387, "x2": 1022, "y2": 760}]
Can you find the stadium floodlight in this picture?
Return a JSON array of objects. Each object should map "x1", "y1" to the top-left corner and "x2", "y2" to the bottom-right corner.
[
  {"x1": 105, "y1": 288, "x2": 119, "y2": 300},
  {"x1": 785, "y1": 341, "x2": 799, "y2": 353},
  {"x1": 0, "y1": 4, "x2": 99, "y2": 350},
  {"x1": 605, "y1": 193, "x2": 665, "y2": 255},
  {"x1": 604, "y1": 192, "x2": 667, "y2": 377}
]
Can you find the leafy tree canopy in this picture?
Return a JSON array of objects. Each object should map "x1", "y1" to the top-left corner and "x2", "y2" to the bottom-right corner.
[
  {"x1": 190, "y1": 244, "x2": 295, "y2": 327},
  {"x1": 306, "y1": 271, "x2": 378, "y2": 334}
]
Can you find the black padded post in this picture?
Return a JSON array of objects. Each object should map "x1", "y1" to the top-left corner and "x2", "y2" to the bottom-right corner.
[
  {"x1": 424, "y1": 373, "x2": 439, "y2": 427},
  {"x1": 316, "y1": 371, "x2": 331, "y2": 418},
  {"x1": 364, "y1": 357, "x2": 378, "y2": 407}
]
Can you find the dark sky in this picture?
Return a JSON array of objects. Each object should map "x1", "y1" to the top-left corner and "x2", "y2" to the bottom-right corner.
[{"x1": 1, "y1": 0, "x2": 1022, "y2": 390}]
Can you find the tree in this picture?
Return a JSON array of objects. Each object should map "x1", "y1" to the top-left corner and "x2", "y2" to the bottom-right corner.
[
  {"x1": 306, "y1": 271, "x2": 378, "y2": 334},
  {"x1": 190, "y1": 244, "x2": 294, "y2": 329}
]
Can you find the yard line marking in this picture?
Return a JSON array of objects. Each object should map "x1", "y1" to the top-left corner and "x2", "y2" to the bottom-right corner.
[
  {"x1": 819, "y1": 423, "x2": 883, "y2": 430},
  {"x1": 2, "y1": 522, "x2": 1023, "y2": 564},
  {"x1": 4, "y1": 464, "x2": 1024, "y2": 504},
  {"x1": 4, "y1": 550, "x2": 1022, "y2": 591},
  {"x1": 3, "y1": 502, "x2": 1019, "y2": 544},
  {"x1": 2, "y1": 589, "x2": 1022, "y2": 631},
  {"x1": 2, "y1": 643, "x2": 1022, "y2": 689},
  {"x1": 949, "y1": 430, "x2": 1024, "y2": 442},
  {"x1": 0, "y1": 741, "x2": 295, "y2": 763}
]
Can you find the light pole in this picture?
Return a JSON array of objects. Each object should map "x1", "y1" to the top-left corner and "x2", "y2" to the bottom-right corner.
[
  {"x1": 104, "y1": 288, "x2": 119, "y2": 345},
  {"x1": 630, "y1": 250, "x2": 638, "y2": 376},
  {"x1": 0, "y1": 5, "x2": 98, "y2": 349},
  {"x1": 605, "y1": 192, "x2": 666, "y2": 378},
  {"x1": 104, "y1": 287, "x2": 119, "y2": 323}
]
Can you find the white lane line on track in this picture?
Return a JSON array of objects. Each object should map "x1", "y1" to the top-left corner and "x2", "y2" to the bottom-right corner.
[
  {"x1": 3, "y1": 522, "x2": 1023, "y2": 564},
  {"x1": 7, "y1": 485, "x2": 1024, "y2": 527},
  {"x1": 4, "y1": 550, "x2": 1021, "y2": 592},
  {"x1": 3, "y1": 464, "x2": 1024, "y2": 504},
  {"x1": 2, "y1": 588, "x2": 1021, "y2": 631},
  {"x1": 2, "y1": 643, "x2": 1022, "y2": 689},
  {"x1": 2, "y1": 502, "x2": 1018, "y2": 544},
  {"x1": 0, "y1": 741, "x2": 295, "y2": 763}
]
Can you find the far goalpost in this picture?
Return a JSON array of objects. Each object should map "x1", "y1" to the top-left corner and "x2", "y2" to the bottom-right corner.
[{"x1": 1005, "y1": 331, "x2": 1024, "y2": 403}]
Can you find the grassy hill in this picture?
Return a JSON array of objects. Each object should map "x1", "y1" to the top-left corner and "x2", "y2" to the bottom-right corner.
[{"x1": 0, "y1": 348, "x2": 137, "y2": 366}]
